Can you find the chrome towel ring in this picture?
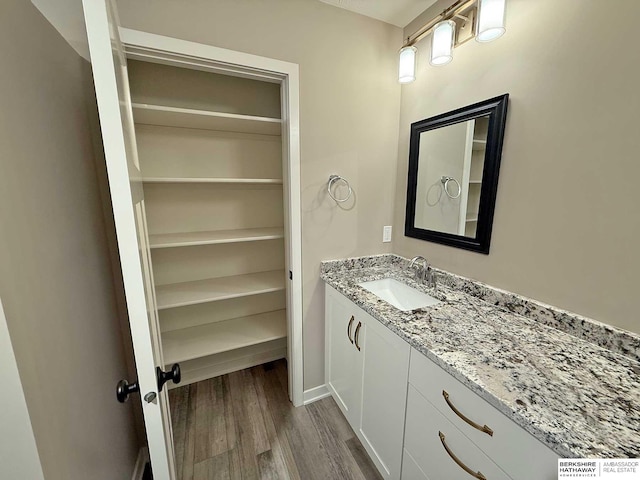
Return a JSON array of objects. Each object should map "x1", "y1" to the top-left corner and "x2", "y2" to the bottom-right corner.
[
  {"x1": 327, "y1": 174, "x2": 353, "y2": 203},
  {"x1": 441, "y1": 176, "x2": 461, "y2": 199}
]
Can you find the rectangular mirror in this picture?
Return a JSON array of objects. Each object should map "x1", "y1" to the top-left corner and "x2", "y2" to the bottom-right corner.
[{"x1": 405, "y1": 94, "x2": 509, "y2": 254}]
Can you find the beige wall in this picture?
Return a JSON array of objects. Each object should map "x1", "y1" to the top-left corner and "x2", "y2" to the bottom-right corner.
[
  {"x1": 394, "y1": 0, "x2": 640, "y2": 334},
  {"x1": 116, "y1": 0, "x2": 402, "y2": 389},
  {"x1": 0, "y1": 1, "x2": 140, "y2": 479}
]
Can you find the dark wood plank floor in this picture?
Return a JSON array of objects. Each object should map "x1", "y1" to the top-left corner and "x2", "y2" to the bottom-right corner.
[{"x1": 169, "y1": 359, "x2": 383, "y2": 480}]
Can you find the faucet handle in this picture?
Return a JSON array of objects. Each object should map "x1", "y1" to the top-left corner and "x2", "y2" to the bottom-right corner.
[{"x1": 426, "y1": 267, "x2": 437, "y2": 288}]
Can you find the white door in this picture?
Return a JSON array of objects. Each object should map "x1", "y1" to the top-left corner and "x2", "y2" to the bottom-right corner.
[{"x1": 82, "y1": 1, "x2": 175, "y2": 478}]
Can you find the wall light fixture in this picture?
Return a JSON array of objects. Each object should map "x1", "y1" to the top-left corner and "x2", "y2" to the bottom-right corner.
[
  {"x1": 430, "y1": 20, "x2": 456, "y2": 66},
  {"x1": 398, "y1": 0, "x2": 506, "y2": 83},
  {"x1": 476, "y1": 0, "x2": 506, "y2": 42},
  {"x1": 398, "y1": 45, "x2": 418, "y2": 83}
]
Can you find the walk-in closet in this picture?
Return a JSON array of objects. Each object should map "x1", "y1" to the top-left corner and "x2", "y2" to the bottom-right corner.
[{"x1": 127, "y1": 59, "x2": 289, "y2": 387}]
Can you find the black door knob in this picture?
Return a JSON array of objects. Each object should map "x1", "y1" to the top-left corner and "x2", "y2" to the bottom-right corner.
[
  {"x1": 156, "y1": 363, "x2": 181, "y2": 392},
  {"x1": 116, "y1": 379, "x2": 139, "y2": 403}
]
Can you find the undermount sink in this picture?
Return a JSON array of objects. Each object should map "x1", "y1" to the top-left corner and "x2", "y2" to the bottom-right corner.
[{"x1": 358, "y1": 278, "x2": 440, "y2": 312}]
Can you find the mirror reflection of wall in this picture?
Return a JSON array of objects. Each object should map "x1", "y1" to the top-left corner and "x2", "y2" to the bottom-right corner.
[
  {"x1": 405, "y1": 94, "x2": 508, "y2": 254},
  {"x1": 415, "y1": 115, "x2": 489, "y2": 237}
]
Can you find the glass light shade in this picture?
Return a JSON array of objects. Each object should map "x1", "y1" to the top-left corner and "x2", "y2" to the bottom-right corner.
[
  {"x1": 430, "y1": 20, "x2": 455, "y2": 66},
  {"x1": 476, "y1": 0, "x2": 506, "y2": 42},
  {"x1": 398, "y1": 46, "x2": 417, "y2": 83}
]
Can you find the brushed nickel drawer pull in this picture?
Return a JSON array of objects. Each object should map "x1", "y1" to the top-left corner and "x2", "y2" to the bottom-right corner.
[
  {"x1": 347, "y1": 315, "x2": 355, "y2": 344},
  {"x1": 443, "y1": 390, "x2": 494, "y2": 437},
  {"x1": 354, "y1": 321, "x2": 362, "y2": 351},
  {"x1": 439, "y1": 431, "x2": 487, "y2": 480}
]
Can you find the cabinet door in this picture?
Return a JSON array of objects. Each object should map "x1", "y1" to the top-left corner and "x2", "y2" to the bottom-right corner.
[
  {"x1": 358, "y1": 314, "x2": 410, "y2": 480},
  {"x1": 325, "y1": 286, "x2": 363, "y2": 425}
]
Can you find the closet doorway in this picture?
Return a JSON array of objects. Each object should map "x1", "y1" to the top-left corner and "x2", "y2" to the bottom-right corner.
[
  {"x1": 122, "y1": 26, "x2": 304, "y2": 466},
  {"x1": 126, "y1": 55, "x2": 293, "y2": 391}
]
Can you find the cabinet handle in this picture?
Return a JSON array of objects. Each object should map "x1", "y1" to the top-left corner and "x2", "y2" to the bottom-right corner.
[
  {"x1": 354, "y1": 321, "x2": 362, "y2": 351},
  {"x1": 347, "y1": 315, "x2": 355, "y2": 344},
  {"x1": 443, "y1": 390, "x2": 494, "y2": 437},
  {"x1": 439, "y1": 431, "x2": 487, "y2": 480}
]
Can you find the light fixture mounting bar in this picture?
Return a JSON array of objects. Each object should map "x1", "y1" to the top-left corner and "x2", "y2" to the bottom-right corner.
[{"x1": 404, "y1": 0, "x2": 477, "y2": 47}]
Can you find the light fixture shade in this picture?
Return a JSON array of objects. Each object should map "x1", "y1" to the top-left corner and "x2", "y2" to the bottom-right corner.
[
  {"x1": 476, "y1": 0, "x2": 506, "y2": 42},
  {"x1": 430, "y1": 20, "x2": 455, "y2": 66},
  {"x1": 398, "y1": 46, "x2": 417, "y2": 83}
]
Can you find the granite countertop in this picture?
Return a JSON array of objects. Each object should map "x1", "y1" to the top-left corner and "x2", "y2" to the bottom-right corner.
[{"x1": 320, "y1": 254, "x2": 640, "y2": 459}]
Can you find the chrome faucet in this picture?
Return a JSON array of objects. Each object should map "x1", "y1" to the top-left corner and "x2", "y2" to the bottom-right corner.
[{"x1": 409, "y1": 256, "x2": 437, "y2": 289}]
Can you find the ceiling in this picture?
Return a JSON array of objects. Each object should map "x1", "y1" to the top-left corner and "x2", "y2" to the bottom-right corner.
[
  {"x1": 32, "y1": 0, "x2": 439, "y2": 62},
  {"x1": 318, "y1": 0, "x2": 437, "y2": 27}
]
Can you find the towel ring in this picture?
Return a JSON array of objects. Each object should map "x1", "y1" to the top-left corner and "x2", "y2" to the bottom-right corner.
[
  {"x1": 327, "y1": 174, "x2": 353, "y2": 203},
  {"x1": 441, "y1": 176, "x2": 461, "y2": 199}
]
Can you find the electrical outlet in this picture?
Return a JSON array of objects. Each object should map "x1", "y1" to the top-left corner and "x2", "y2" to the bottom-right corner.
[{"x1": 383, "y1": 226, "x2": 392, "y2": 243}]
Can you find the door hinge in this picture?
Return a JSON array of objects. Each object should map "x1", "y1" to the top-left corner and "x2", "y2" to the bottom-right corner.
[{"x1": 289, "y1": 270, "x2": 293, "y2": 280}]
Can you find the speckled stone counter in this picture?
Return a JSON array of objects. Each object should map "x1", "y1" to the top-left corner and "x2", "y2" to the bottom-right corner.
[{"x1": 320, "y1": 254, "x2": 640, "y2": 459}]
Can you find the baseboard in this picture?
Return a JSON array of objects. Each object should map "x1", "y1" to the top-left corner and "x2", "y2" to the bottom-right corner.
[
  {"x1": 169, "y1": 341, "x2": 287, "y2": 388},
  {"x1": 131, "y1": 447, "x2": 149, "y2": 480},
  {"x1": 303, "y1": 384, "x2": 330, "y2": 405}
]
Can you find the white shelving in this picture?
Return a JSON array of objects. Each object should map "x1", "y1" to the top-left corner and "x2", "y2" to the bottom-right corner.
[
  {"x1": 142, "y1": 177, "x2": 283, "y2": 185},
  {"x1": 130, "y1": 60, "x2": 287, "y2": 385},
  {"x1": 149, "y1": 227, "x2": 284, "y2": 249},
  {"x1": 463, "y1": 118, "x2": 489, "y2": 237},
  {"x1": 156, "y1": 270, "x2": 285, "y2": 310},
  {"x1": 162, "y1": 309, "x2": 286, "y2": 364},
  {"x1": 132, "y1": 103, "x2": 282, "y2": 136}
]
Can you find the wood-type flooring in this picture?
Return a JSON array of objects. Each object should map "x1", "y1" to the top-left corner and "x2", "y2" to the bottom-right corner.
[{"x1": 168, "y1": 359, "x2": 383, "y2": 480}]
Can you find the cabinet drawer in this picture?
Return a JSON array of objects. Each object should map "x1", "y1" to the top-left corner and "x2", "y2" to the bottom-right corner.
[
  {"x1": 409, "y1": 349, "x2": 558, "y2": 480},
  {"x1": 404, "y1": 384, "x2": 511, "y2": 480}
]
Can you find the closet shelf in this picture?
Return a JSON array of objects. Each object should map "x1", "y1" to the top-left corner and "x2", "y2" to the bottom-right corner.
[
  {"x1": 149, "y1": 227, "x2": 285, "y2": 249},
  {"x1": 155, "y1": 270, "x2": 285, "y2": 310},
  {"x1": 162, "y1": 309, "x2": 287, "y2": 365},
  {"x1": 132, "y1": 103, "x2": 282, "y2": 136},
  {"x1": 142, "y1": 177, "x2": 283, "y2": 185}
]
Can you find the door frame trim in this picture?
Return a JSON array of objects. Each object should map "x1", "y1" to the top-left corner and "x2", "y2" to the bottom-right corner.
[{"x1": 119, "y1": 28, "x2": 304, "y2": 407}]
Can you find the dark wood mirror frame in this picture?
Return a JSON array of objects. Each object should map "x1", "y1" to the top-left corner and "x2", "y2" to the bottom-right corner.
[{"x1": 405, "y1": 94, "x2": 509, "y2": 254}]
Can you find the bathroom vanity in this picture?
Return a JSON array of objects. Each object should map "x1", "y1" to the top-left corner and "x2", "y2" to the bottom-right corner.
[{"x1": 322, "y1": 255, "x2": 640, "y2": 480}]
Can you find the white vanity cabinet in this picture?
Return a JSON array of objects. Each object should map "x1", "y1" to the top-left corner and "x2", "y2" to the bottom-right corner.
[
  {"x1": 324, "y1": 283, "x2": 561, "y2": 480},
  {"x1": 405, "y1": 348, "x2": 559, "y2": 480},
  {"x1": 325, "y1": 285, "x2": 410, "y2": 480}
]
